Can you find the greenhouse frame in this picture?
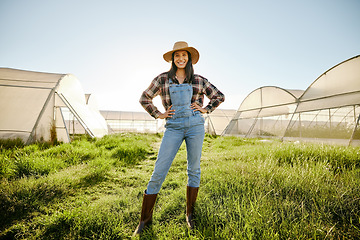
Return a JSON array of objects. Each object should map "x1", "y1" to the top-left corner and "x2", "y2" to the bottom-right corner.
[
  {"x1": 100, "y1": 110, "x2": 164, "y2": 133},
  {"x1": 0, "y1": 68, "x2": 108, "y2": 143},
  {"x1": 223, "y1": 55, "x2": 360, "y2": 146},
  {"x1": 205, "y1": 108, "x2": 236, "y2": 135}
]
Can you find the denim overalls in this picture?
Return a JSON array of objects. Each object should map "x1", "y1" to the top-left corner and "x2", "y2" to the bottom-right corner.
[{"x1": 146, "y1": 79, "x2": 205, "y2": 194}]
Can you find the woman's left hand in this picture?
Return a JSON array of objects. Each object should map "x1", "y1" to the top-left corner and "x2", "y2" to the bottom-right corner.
[{"x1": 191, "y1": 103, "x2": 207, "y2": 114}]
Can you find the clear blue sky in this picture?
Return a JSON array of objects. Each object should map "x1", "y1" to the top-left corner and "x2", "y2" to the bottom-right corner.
[{"x1": 1, "y1": 0, "x2": 359, "y2": 112}]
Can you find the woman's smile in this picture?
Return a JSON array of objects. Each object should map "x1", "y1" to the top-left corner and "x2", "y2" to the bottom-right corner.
[{"x1": 174, "y1": 50, "x2": 188, "y2": 69}]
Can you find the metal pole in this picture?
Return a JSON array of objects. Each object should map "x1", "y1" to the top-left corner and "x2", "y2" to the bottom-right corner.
[{"x1": 349, "y1": 112, "x2": 360, "y2": 146}]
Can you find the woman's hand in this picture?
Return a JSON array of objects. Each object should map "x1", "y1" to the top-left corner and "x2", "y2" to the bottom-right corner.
[
  {"x1": 191, "y1": 103, "x2": 207, "y2": 114},
  {"x1": 158, "y1": 105, "x2": 175, "y2": 119}
]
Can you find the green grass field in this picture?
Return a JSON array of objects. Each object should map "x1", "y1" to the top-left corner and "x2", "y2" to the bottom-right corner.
[{"x1": 0, "y1": 133, "x2": 359, "y2": 239}]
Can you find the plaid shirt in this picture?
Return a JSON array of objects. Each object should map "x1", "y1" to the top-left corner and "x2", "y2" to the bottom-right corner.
[{"x1": 140, "y1": 72, "x2": 225, "y2": 119}]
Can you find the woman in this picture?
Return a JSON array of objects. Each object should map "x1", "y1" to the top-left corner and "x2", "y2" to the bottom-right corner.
[{"x1": 134, "y1": 41, "x2": 225, "y2": 235}]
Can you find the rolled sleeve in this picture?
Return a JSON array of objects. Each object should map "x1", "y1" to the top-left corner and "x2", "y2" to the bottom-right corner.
[
  {"x1": 203, "y1": 78, "x2": 225, "y2": 113},
  {"x1": 139, "y1": 77, "x2": 161, "y2": 119}
]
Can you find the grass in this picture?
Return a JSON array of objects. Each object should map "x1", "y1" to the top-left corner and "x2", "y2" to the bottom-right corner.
[{"x1": 0, "y1": 133, "x2": 359, "y2": 239}]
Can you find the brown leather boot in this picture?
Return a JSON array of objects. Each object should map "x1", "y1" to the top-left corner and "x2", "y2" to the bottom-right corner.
[
  {"x1": 186, "y1": 186, "x2": 199, "y2": 229},
  {"x1": 133, "y1": 191, "x2": 157, "y2": 236}
]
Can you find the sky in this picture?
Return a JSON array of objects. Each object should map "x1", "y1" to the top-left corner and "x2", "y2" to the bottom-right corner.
[{"x1": 0, "y1": 0, "x2": 359, "y2": 113}]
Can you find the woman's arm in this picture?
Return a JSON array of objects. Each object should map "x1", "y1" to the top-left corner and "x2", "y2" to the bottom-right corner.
[
  {"x1": 202, "y1": 78, "x2": 225, "y2": 113},
  {"x1": 139, "y1": 77, "x2": 162, "y2": 119}
]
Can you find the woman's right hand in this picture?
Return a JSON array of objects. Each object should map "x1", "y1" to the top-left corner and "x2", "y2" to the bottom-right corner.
[{"x1": 158, "y1": 105, "x2": 175, "y2": 119}]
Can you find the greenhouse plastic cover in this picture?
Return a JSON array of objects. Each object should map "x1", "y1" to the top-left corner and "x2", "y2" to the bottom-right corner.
[
  {"x1": 0, "y1": 68, "x2": 108, "y2": 143},
  {"x1": 297, "y1": 55, "x2": 360, "y2": 112},
  {"x1": 224, "y1": 55, "x2": 360, "y2": 145}
]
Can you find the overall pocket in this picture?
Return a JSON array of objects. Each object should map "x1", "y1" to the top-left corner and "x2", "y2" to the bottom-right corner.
[{"x1": 190, "y1": 113, "x2": 205, "y2": 126}]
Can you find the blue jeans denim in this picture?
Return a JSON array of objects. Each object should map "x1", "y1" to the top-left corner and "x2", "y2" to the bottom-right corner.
[{"x1": 146, "y1": 114, "x2": 205, "y2": 194}]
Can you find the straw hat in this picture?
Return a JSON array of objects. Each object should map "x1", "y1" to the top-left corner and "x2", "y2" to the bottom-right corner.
[{"x1": 163, "y1": 41, "x2": 200, "y2": 64}]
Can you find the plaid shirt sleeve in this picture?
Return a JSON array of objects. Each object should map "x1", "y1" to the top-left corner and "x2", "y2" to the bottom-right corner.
[
  {"x1": 139, "y1": 73, "x2": 169, "y2": 119},
  {"x1": 139, "y1": 75, "x2": 161, "y2": 119},
  {"x1": 193, "y1": 75, "x2": 225, "y2": 114}
]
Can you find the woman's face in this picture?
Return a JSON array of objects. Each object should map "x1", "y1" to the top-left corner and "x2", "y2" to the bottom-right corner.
[{"x1": 173, "y1": 50, "x2": 188, "y2": 69}]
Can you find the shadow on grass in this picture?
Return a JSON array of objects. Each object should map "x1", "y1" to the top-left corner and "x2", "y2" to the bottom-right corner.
[
  {"x1": 0, "y1": 170, "x2": 109, "y2": 237},
  {"x1": 139, "y1": 225, "x2": 157, "y2": 240},
  {"x1": 0, "y1": 183, "x2": 67, "y2": 236}
]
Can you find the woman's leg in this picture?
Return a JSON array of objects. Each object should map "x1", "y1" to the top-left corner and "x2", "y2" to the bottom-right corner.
[
  {"x1": 184, "y1": 123, "x2": 205, "y2": 188},
  {"x1": 146, "y1": 127, "x2": 184, "y2": 194},
  {"x1": 184, "y1": 122, "x2": 204, "y2": 229}
]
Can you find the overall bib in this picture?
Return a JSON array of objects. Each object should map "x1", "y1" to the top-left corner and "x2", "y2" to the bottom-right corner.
[{"x1": 146, "y1": 79, "x2": 205, "y2": 194}]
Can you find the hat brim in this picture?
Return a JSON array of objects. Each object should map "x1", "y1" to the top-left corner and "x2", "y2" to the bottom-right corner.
[{"x1": 163, "y1": 47, "x2": 199, "y2": 64}]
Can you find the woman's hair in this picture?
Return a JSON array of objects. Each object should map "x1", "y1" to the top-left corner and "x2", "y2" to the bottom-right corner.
[{"x1": 168, "y1": 51, "x2": 194, "y2": 82}]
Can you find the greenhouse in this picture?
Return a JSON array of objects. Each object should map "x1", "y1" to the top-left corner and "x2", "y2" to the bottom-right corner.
[
  {"x1": 62, "y1": 93, "x2": 108, "y2": 136},
  {"x1": 224, "y1": 55, "x2": 360, "y2": 146},
  {"x1": 223, "y1": 86, "x2": 304, "y2": 138},
  {"x1": 205, "y1": 108, "x2": 236, "y2": 135},
  {"x1": 0, "y1": 68, "x2": 108, "y2": 143},
  {"x1": 100, "y1": 110, "x2": 164, "y2": 133}
]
